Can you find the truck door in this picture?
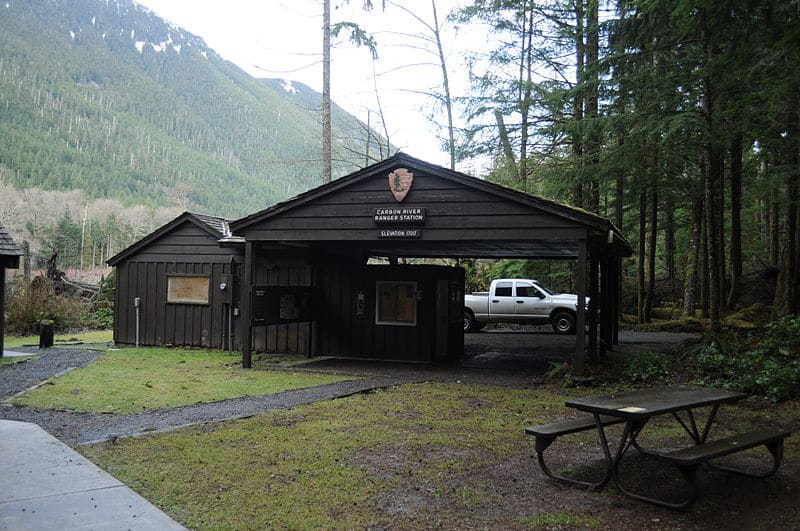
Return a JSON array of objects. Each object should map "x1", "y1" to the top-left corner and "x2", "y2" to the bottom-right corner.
[
  {"x1": 514, "y1": 280, "x2": 549, "y2": 320},
  {"x1": 490, "y1": 280, "x2": 516, "y2": 320}
]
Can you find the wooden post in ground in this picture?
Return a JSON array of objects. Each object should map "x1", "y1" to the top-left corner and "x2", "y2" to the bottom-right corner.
[
  {"x1": 1, "y1": 266, "x2": 5, "y2": 358},
  {"x1": 242, "y1": 241, "x2": 253, "y2": 368},
  {"x1": 574, "y1": 239, "x2": 587, "y2": 376}
]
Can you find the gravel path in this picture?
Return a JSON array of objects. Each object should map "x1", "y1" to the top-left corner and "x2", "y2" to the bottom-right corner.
[{"x1": 0, "y1": 347, "x2": 103, "y2": 399}]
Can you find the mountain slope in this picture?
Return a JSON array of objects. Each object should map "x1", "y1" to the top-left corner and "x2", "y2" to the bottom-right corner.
[{"x1": 0, "y1": 0, "x2": 386, "y2": 218}]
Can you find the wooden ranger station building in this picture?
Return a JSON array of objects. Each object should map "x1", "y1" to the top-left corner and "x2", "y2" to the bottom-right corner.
[{"x1": 109, "y1": 154, "x2": 632, "y2": 374}]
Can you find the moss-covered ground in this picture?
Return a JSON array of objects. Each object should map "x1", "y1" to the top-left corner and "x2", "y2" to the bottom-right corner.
[
  {"x1": 11, "y1": 347, "x2": 355, "y2": 413},
  {"x1": 79, "y1": 381, "x2": 800, "y2": 529}
]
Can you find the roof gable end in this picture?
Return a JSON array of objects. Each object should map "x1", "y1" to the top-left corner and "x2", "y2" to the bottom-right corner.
[
  {"x1": 107, "y1": 212, "x2": 229, "y2": 266},
  {"x1": 231, "y1": 153, "x2": 618, "y2": 235}
]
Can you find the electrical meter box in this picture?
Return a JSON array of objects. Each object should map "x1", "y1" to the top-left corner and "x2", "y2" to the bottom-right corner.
[{"x1": 220, "y1": 273, "x2": 234, "y2": 304}]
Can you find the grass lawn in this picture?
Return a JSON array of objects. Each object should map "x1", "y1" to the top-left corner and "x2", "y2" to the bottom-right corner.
[
  {"x1": 80, "y1": 382, "x2": 565, "y2": 529},
  {"x1": 11, "y1": 347, "x2": 356, "y2": 413},
  {"x1": 3, "y1": 330, "x2": 113, "y2": 348},
  {"x1": 79, "y1": 382, "x2": 800, "y2": 529}
]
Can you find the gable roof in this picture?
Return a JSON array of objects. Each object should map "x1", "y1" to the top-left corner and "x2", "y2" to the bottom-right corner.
[
  {"x1": 230, "y1": 153, "x2": 631, "y2": 257},
  {"x1": 107, "y1": 212, "x2": 231, "y2": 266},
  {"x1": 0, "y1": 224, "x2": 22, "y2": 269}
]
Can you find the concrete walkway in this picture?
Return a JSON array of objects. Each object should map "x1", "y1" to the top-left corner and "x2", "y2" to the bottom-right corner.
[
  {"x1": 1, "y1": 350, "x2": 31, "y2": 358},
  {"x1": 0, "y1": 420, "x2": 185, "y2": 531}
]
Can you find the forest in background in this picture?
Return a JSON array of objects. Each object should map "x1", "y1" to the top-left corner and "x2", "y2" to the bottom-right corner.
[{"x1": 448, "y1": 0, "x2": 799, "y2": 323}]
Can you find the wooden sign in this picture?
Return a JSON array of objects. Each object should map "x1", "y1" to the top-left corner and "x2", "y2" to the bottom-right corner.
[
  {"x1": 378, "y1": 229, "x2": 421, "y2": 239},
  {"x1": 374, "y1": 207, "x2": 426, "y2": 224}
]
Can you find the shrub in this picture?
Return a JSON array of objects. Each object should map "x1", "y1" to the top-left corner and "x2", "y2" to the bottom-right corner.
[
  {"x1": 82, "y1": 306, "x2": 114, "y2": 329},
  {"x1": 5, "y1": 278, "x2": 85, "y2": 333},
  {"x1": 624, "y1": 351, "x2": 672, "y2": 385},
  {"x1": 685, "y1": 316, "x2": 800, "y2": 402}
]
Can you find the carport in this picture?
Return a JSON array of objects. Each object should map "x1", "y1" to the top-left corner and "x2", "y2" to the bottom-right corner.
[{"x1": 230, "y1": 154, "x2": 632, "y2": 375}]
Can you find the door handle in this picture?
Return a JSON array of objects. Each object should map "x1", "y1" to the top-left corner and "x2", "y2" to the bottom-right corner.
[
  {"x1": 491, "y1": 299, "x2": 499, "y2": 303},
  {"x1": 516, "y1": 300, "x2": 524, "y2": 304}
]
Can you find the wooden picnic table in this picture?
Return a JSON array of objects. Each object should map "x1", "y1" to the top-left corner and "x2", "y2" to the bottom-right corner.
[{"x1": 527, "y1": 385, "x2": 790, "y2": 509}]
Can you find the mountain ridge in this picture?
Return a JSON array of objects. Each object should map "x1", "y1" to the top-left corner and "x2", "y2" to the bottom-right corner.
[{"x1": 0, "y1": 0, "x2": 389, "y2": 219}]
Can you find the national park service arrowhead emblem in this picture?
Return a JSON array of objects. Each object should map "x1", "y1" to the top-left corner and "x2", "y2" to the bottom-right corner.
[{"x1": 389, "y1": 168, "x2": 414, "y2": 202}]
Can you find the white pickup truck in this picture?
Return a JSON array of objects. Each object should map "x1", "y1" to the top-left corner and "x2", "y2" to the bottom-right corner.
[{"x1": 463, "y1": 279, "x2": 584, "y2": 334}]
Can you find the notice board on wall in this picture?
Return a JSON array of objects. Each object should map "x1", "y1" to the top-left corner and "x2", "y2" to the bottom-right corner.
[
  {"x1": 251, "y1": 286, "x2": 316, "y2": 325},
  {"x1": 167, "y1": 275, "x2": 210, "y2": 304}
]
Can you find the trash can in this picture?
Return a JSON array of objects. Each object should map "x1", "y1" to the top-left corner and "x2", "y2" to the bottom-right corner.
[{"x1": 38, "y1": 319, "x2": 54, "y2": 348}]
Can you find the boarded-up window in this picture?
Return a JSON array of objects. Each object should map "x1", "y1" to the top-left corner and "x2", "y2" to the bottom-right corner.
[
  {"x1": 376, "y1": 281, "x2": 417, "y2": 326},
  {"x1": 167, "y1": 275, "x2": 210, "y2": 304}
]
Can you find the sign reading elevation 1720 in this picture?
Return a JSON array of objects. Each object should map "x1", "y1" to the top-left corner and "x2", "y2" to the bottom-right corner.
[{"x1": 373, "y1": 207, "x2": 426, "y2": 224}]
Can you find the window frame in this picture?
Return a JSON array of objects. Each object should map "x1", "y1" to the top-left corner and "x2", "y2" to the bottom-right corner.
[
  {"x1": 375, "y1": 281, "x2": 418, "y2": 326},
  {"x1": 494, "y1": 281, "x2": 513, "y2": 297},
  {"x1": 166, "y1": 274, "x2": 211, "y2": 305}
]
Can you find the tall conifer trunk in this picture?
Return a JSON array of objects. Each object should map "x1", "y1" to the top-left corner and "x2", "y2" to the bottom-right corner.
[
  {"x1": 637, "y1": 190, "x2": 647, "y2": 324},
  {"x1": 585, "y1": 0, "x2": 600, "y2": 212},
  {"x1": 322, "y1": 0, "x2": 332, "y2": 183},
  {"x1": 727, "y1": 132, "x2": 743, "y2": 308},
  {"x1": 572, "y1": 0, "x2": 585, "y2": 207}
]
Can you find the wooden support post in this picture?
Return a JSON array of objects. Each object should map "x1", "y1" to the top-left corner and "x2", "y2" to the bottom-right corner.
[
  {"x1": 598, "y1": 258, "x2": 606, "y2": 356},
  {"x1": 242, "y1": 241, "x2": 253, "y2": 368},
  {"x1": 588, "y1": 254, "x2": 599, "y2": 361},
  {"x1": 613, "y1": 258, "x2": 621, "y2": 346},
  {"x1": 0, "y1": 266, "x2": 5, "y2": 358},
  {"x1": 574, "y1": 239, "x2": 587, "y2": 376}
]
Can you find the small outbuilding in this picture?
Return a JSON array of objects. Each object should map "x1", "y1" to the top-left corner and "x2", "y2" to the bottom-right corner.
[
  {"x1": 0, "y1": 224, "x2": 23, "y2": 357},
  {"x1": 107, "y1": 212, "x2": 243, "y2": 349}
]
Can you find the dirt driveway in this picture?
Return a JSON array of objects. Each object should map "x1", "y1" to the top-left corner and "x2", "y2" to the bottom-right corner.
[{"x1": 461, "y1": 328, "x2": 698, "y2": 371}]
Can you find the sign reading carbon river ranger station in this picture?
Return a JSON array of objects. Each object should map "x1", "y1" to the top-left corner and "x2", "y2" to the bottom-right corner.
[
  {"x1": 374, "y1": 207, "x2": 426, "y2": 224},
  {"x1": 376, "y1": 168, "x2": 426, "y2": 238}
]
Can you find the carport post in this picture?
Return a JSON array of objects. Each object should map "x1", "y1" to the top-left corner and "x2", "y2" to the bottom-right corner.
[
  {"x1": 0, "y1": 266, "x2": 5, "y2": 358},
  {"x1": 242, "y1": 241, "x2": 253, "y2": 368},
  {"x1": 588, "y1": 254, "x2": 599, "y2": 361},
  {"x1": 574, "y1": 239, "x2": 587, "y2": 376}
]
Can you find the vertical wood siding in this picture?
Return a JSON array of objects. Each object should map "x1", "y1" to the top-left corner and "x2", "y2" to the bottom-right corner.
[
  {"x1": 113, "y1": 222, "x2": 242, "y2": 348},
  {"x1": 252, "y1": 254, "x2": 313, "y2": 354},
  {"x1": 314, "y1": 264, "x2": 461, "y2": 362}
]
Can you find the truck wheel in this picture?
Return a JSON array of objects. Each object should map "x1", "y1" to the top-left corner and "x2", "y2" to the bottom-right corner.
[
  {"x1": 464, "y1": 310, "x2": 477, "y2": 333},
  {"x1": 551, "y1": 311, "x2": 576, "y2": 334}
]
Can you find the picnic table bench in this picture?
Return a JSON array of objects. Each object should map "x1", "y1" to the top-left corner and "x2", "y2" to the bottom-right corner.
[
  {"x1": 525, "y1": 415, "x2": 624, "y2": 488},
  {"x1": 525, "y1": 385, "x2": 792, "y2": 509}
]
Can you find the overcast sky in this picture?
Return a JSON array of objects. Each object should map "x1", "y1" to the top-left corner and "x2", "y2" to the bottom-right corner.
[{"x1": 134, "y1": 0, "x2": 480, "y2": 169}]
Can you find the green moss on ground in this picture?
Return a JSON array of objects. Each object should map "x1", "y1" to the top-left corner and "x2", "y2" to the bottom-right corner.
[{"x1": 12, "y1": 347, "x2": 355, "y2": 413}]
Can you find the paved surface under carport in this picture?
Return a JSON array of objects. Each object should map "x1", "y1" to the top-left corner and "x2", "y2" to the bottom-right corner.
[
  {"x1": 461, "y1": 329, "x2": 698, "y2": 371},
  {"x1": 0, "y1": 420, "x2": 185, "y2": 530}
]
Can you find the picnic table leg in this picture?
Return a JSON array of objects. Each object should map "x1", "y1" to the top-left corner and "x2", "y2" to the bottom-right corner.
[
  {"x1": 671, "y1": 404, "x2": 720, "y2": 444},
  {"x1": 607, "y1": 420, "x2": 700, "y2": 510},
  {"x1": 632, "y1": 404, "x2": 723, "y2": 457},
  {"x1": 592, "y1": 415, "x2": 647, "y2": 490},
  {"x1": 534, "y1": 432, "x2": 614, "y2": 490}
]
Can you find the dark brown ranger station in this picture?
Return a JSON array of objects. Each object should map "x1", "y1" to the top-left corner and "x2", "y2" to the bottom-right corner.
[{"x1": 109, "y1": 154, "x2": 632, "y2": 375}]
